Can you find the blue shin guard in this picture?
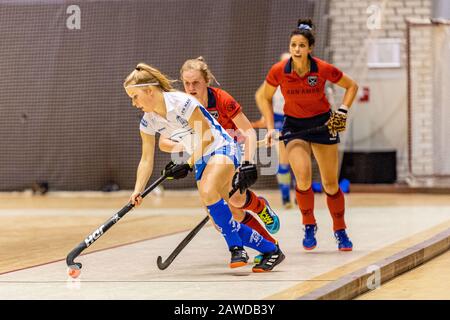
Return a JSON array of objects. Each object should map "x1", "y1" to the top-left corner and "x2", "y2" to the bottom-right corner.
[
  {"x1": 207, "y1": 199, "x2": 243, "y2": 249},
  {"x1": 237, "y1": 223, "x2": 277, "y2": 254}
]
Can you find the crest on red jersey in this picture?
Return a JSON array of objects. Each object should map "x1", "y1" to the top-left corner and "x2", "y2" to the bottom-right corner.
[
  {"x1": 209, "y1": 110, "x2": 219, "y2": 119},
  {"x1": 308, "y1": 76, "x2": 318, "y2": 87}
]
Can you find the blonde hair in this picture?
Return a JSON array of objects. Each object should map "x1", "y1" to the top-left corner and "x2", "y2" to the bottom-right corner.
[
  {"x1": 124, "y1": 63, "x2": 174, "y2": 92},
  {"x1": 180, "y1": 56, "x2": 220, "y2": 86}
]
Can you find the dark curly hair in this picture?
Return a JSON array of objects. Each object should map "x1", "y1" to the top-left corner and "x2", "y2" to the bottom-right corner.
[{"x1": 290, "y1": 18, "x2": 315, "y2": 47}]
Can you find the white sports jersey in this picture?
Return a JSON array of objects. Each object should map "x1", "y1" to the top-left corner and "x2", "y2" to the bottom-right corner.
[
  {"x1": 272, "y1": 86, "x2": 285, "y2": 116},
  {"x1": 139, "y1": 91, "x2": 235, "y2": 155}
]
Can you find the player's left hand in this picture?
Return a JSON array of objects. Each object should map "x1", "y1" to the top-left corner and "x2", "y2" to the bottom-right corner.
[
  {"x1": 232, "y1": 161, "x2": 258, "y2": 194},
  {"x1": 327, "y1": 105, "x2": 348, "y2": 137},
  {"x1": 162, "y1": 161, "x2": 193, "y2": 180}
]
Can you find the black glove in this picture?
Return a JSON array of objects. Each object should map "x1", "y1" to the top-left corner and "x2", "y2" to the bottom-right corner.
[
  {"x1": 162, "y1": 161, "x2": 192, "y2": 180},
  {"x1": 232, "y1": 161, "x2": 258, "y2": 194}
]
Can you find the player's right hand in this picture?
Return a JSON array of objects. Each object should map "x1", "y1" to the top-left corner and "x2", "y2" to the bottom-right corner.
[
  {"x1": 264, "y1": 129, "x2": 278, "y2": 147},
  {"x1": 130, "y1": 191, "x2": 143, "y2": 206}
]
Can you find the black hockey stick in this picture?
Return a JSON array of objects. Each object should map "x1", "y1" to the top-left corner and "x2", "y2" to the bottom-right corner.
[
  {"x1": 156, "y1": 186, "x2": 240, "y2": 270},
  {"x1": 66, "y1": 174, "x2": 167, "y2": 275}
]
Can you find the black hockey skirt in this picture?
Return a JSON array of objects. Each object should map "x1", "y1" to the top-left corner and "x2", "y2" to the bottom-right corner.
[{"x1": 281, "y1": 110, "x2": 340, "y2": 145}]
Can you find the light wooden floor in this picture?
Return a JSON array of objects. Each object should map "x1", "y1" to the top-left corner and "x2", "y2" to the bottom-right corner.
[
  {"x1": 3, "y1": 190, "x2": 450, "y2": 209},
  {"x1": 0, "y1": 190, "x2": 449, "y2": 299},
  {"x1": 357, "y1": 250, "x2": 450, "y2": 300}
]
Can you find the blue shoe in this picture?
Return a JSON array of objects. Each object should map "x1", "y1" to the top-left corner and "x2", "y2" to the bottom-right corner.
[
  {"x1": 257, "y1": 197, "x2": 280, "y2": 234},
  {"x1": 335, "y1": 229, "x2": 353, "y2": 251},
  {"x1": 303, "y1": 224, "x2": 317, "y2": 250}
]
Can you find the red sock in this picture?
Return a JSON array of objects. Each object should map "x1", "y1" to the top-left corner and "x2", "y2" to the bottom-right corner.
[
  {"x1": 295, "y1": 187, "x2": 316, "y2": 225},
  {"x1": 326, "y1": 188, "x2": 346, "y2": 231},
  {"x1": 241, "y1": 212, "x2": 277, "y2": 244},
  {"x1": 241, "y1": 190, "x2": 265, "y2": 213}
]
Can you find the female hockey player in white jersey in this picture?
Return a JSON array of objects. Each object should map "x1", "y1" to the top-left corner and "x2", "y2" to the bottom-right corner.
[{"x1": 123, "y1": 63, "x2": 284, "y2": 272}]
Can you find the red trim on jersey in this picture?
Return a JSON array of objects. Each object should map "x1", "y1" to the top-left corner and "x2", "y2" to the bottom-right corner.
[{"x1": 266, "y1": 56, "x2": 343, "y2": 118}]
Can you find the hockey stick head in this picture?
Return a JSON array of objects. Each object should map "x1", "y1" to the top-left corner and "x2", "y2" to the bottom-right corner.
[{"x1": 156, "y1": 256, "x2": 169, "y2": 270}]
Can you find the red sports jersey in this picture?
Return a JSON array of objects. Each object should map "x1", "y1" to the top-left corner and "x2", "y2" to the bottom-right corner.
[
  {"x1": 266, "y1": 56, "x2": 343, "y2": 118},
  {"x1": 206, "y1": 87, "x2": 244, "y2": 142}
]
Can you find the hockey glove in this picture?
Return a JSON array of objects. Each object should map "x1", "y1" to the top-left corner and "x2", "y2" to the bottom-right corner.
[
  {"x1": 327, "y1": 105, "x2": 348, "y2": 137},
  {"x1": 162, "y1": 161, "x2": 192, "y2": 180},
  {"x1": 232, "y1": 161, "x2": 258, "y2": 194}
]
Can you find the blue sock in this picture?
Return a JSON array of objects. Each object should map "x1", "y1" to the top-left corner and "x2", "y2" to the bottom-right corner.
[
  {"x1": 277, "y1": 164, "x2": 291, "y2": 201},
  {"x1": 207, "y1": 199, "x2": 242, "y2": 249},
  {"x1": 237, "y1": 223, "x2": 277, "y2": 254}
]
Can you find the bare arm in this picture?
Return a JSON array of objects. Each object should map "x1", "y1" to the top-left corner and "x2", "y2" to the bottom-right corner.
[
  {"x1": 133, "y1": 131, "x2": 156, "y2": 194},
  {"x1": 260, "y1": 81, "x2": 277, "y2": 130},
  {"x1": 252, "y1": 83, "x2": 266, "y2": 127},
  {"x1": 186, "y1": 107, "x2": 214, "y2": 168},
  {"x1": 232, "y1": 111, "x2": 257, "y2": 163},
  {"x1": 158, "y1": 136, "x2": 186, "y2": 153},
  {"x1": 335, "y1": 73, "x2": 359, "y2": 109}
]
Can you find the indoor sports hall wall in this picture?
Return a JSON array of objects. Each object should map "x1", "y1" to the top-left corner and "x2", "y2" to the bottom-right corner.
[
  {"x1": 0, "y1": 0, "x2": 328, "y2": 191},
  {"x1": 327, "y1": 0, "x2": 436, "y2": 183}
]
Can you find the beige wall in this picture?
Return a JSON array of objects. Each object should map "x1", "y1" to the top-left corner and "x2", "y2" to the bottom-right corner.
[{"x1": 328, "y1": 0, "x2": 432, "y2": 182}]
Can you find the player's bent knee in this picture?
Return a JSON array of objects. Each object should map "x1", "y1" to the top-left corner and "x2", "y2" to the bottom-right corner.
[
  {"x1": 198, "y1": 184, "x2": 222, "y2": 205},
  {"x1": 296, "y1": 180, "x2": 312, "y2": 191},
  {"x1": 322, "y1": 182, "x2": 339, "y2": 195}
]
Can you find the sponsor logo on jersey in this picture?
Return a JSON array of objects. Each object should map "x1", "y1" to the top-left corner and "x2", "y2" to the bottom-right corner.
[
  {"x1": 286, "y1": 88, "x2": 320, "y2": 95},
  {"x1": 307, "y1": 75, "x2": 318, "y2": 87},
  {"x1": 181, "y1": 98, "x2": 192, "y2": 115},
  {"x1": 140, "y1": 118, "x2": 148, "y2": 127},
  {"x1": 176, "y1": 115, "x2": 188, "y2": 126}
]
